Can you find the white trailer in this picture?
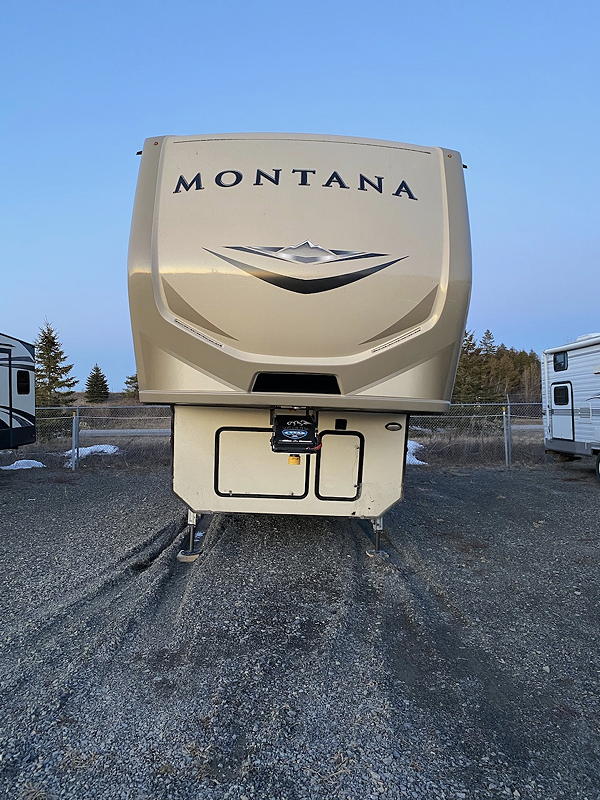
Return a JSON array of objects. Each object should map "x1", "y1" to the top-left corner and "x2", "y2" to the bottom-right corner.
[
  {"x1": 128, "y1": 133, "x2": 471, "y2": 553},
  {"x1": 542, "y1": 333, "x2": 600, "y2": 480},
  {"x1": 0, "y1": 332, "x2": 36, "y2": 451}
]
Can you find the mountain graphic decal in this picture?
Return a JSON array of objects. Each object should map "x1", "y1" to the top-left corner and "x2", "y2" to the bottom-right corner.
[{"x1": 204, "y1": 241, "x2": 408, "y2": 294}]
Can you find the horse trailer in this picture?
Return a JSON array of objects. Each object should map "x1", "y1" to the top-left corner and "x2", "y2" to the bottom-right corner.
[
  {"x1": 542, "y1": 333, "x2": 600, "y2": 481},
  {"x1": 128, "y1": 133, "x2": 471, "y2": 549},
  {"x1": 0, "y1": 332, "x2": 36, "y2": 451}
]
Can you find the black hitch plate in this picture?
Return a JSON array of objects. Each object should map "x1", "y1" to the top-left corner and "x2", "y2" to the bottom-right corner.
[{"x1": 271, "y1": 415, "x2": 318, "y2": 453}]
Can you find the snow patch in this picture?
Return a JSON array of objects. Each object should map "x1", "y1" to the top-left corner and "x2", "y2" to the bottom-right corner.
[
  {"x1": 407, "y1": 440, "x2": 428, "y2": 466},
  {"x1": 0, "y1": 459, "x2": 46, "y2": 470},
  {"x1": 64, "y1": 444, "x2": 120, "y2": 465}
]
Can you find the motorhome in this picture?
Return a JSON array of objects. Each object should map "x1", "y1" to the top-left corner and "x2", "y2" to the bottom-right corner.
[
  {"x1": 128, "y1": 133, "x2": 471, "y2": 546},
  {"x1": 0, "y1": 332, "x2": 36, "y2": 451},
  {"x1": 542, "y1": 334, "x2": 600, "y2": 480}
]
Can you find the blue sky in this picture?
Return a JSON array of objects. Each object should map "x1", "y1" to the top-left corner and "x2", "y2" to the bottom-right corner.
[{"x1": 2, "y1": 0, "x2": 599, "y2": 389}]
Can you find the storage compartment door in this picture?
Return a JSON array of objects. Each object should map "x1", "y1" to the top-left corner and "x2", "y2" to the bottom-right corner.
[
  {"x1": 216, "y1": 428, "x2": 309, "y2": 498},
  {"x1": 316, "y1": 432, "x2": 363, "y2": 500}
]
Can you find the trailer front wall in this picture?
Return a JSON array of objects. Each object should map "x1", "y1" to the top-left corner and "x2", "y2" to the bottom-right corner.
[
  {"x1": 129, "y1": 133, "x2": 471, "y2": 413},
  {"x1": 173, "y1": 407, "x2": 408, "y2": 517}
]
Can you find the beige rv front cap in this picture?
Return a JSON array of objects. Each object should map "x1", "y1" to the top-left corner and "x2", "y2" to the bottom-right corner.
[
  {"x1": 152, "y1": 133, "x2": 450, "y2": 359},
  {"x1": 129, "y1": 133, "x2": 470, "y2": 408}
]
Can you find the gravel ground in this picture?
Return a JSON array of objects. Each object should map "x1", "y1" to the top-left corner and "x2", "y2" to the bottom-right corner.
[{"x1": 0, "y1": 461, "x2": 598, "y2": 800}]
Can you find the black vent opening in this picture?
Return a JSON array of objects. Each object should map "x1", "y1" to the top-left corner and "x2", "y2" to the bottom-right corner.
[{"x1": 252, "y1": 373, "x2": 341, "y2": 394}]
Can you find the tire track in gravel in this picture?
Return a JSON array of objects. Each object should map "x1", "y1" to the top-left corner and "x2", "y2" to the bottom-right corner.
[
  {"x1": 0, "y1": 517, "x2": 187, "y2": 715},
  {"x1": 378, "y1": 524, "x2": 538, "y2": 776}
]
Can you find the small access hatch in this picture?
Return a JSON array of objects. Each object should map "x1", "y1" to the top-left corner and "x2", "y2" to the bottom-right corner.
[{"x1": 316, "y1": 432, "x2": 363, "y2": 500}]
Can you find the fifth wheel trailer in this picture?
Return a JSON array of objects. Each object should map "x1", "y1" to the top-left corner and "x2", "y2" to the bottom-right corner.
[
  {"x1": 0, "y1": 332, "x2": 36, "y2": 451},
  {"x1": 128, "y1": 133, "x2": 471, "y2": 542},
  {"x1": 542, "y1": 333, "x2": 600, "y2": 481}
]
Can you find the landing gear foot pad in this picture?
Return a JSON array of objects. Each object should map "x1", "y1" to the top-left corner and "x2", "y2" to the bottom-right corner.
[
  {"x1": 366, "y1": 548, "x2": 389, "y2": 560},
  {"x1": 177, "y1": 549, "x2": 200, "y2": 563}
]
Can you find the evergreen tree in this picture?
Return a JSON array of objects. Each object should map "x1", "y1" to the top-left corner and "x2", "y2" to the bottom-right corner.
[
  {"x1": 453, "y1": 330, "x2": 483, "y2": 402},
  {"x1": 85, "y1": 364, "x2": 110, "y2": 403},
  {"x1": 123, "y1": 373, "x2": 139, "y2": 399},
  {"x1": 479, "y1": 330, "x2": 499, "y2": 399},
  {"x1": 479, "y1": 329, "x2": 497, "y2": 356},
  {"x1": 35, "y1": 321, "x2": 78, "y2": 406}
]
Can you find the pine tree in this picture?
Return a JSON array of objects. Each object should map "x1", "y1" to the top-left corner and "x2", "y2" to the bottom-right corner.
[
  {"x1": 35, "y1": 321, "x2": 78, "y2": 406},
  {"x1": 479, "y1": 329, "x2": 497, "y2": 356},
  {"x1": 85, "y1": 364, "x2": 110, "y2": 403},
  {"x1": 453, "y1": 330, "x2": 483, "y2": 402},
  {"x1": 479, "y1": 329, "x2": 500, "y2": 400},
  {"x1": 123, "y1": 373, "x2": 139, "y2": 399}
]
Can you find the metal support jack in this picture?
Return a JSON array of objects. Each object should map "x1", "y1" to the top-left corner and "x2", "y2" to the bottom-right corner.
[
  {"x1": 177, "y1": 510, "x2": 205, "y2": 563},
  {"x1": 365, "y1": 515, "x2": 388, "y2": 559}
]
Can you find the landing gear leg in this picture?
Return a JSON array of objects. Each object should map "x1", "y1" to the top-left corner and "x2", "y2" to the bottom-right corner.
[
  {"x1": 366, "y1": 516, "x2": 388, "y2": 559},
  {"x1": 177, "y1": 510, "x2": 204, "y2": 563}
]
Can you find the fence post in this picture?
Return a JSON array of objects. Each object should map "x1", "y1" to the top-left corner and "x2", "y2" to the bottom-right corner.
[
  {"x1": 507, "y1": 396, "x2": 512, "y2": 467},
  {"x1": 502, "y1": 405, "x2": 512, "y2": 468},
  {"x1": 71, "y1": 408, "x2": 80, "y2": 471}
]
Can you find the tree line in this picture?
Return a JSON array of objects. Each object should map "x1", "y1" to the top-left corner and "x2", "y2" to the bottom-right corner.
[
  {"x1": 32, "y1": 322, "x2": 541, "y2": 407},
  {"x1": 453, "y1": 329, "x2": 541, "y2": 403},
  {"x1": 34, "y1": 321, "x2": 138, "y2": 406}
]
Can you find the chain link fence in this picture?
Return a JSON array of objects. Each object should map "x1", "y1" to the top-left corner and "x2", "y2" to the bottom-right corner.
[
  {"x1": 1, "y1": 406, "x2": 171, "y2": 470},
  {"x1": 0, "y1": 402, "x2": 545, "y2": 470},
  {"x1": 410, "y1": 402, "x2": 544, "y2": 466}
]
